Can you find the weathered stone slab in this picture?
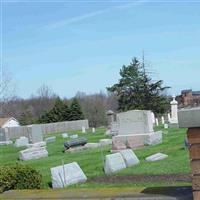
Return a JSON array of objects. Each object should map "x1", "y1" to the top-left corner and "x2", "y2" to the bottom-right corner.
[
  {"x1": 62, "y1": 133, "x2": 68, "y2": 138},
  {"x1": 99, "y1": 139, "x2": 112, "y2": 146},
  {"x1": 178, "y1": 107, "x2": 200, "y2": 128},
  {"x1": 120, "y1": 149, "x2": 140, "y2": 167},
  {"x1": 164, "y1": 124, "x2": 169, "y2": 129},
  {"x1": 0, "y1": 128, "x2": 7, "y2": 141},
  {"x1": 45, "y1": 136, "x2": 56, "y2": 143},
  {"x1": 29, "y1": 125, "x2": 43, "y2": 143},
  {"x1": 51, "y1": 162, "x2": 87, "y2": 188},
  {"x1": 112, "y1": 137, "x2": 127, "y2": 151},
  {"x1": 27, "y1": 141, "x2": 46, "y2": 148},
  {"x1": 117, "y1": 110, "x2": 154, "y2": 135},
  {"x1": 126, "y1": 135, "x2": 144, "y2": 149},
  {"x1": 15, "y1": 136, "x2": 29, "y2": 147},
  {"x1": 104, "y1": 153, "x2": 126, "y2": 174},
  {"x1": 144, "y1": 131, "x2": 162, "y2": 146},
  {"x1": 70, "y1": 134, "x2": 78, "y2": 139},
  {"x1": 92, "y1": 128, "x2": 96, "y2": 133},
  {"x1": 145, "y1": 153, "x2": 168, "y2": 162},
  {"x1": 85, "y1": 143, "x2": 100, "y2": 149},
  {"x1": 0, "y1": 140, "x2": 13, "y2": 145},
  {"x1": 82, "y1": 126, "x2": 86, "y2": 133},
  {"x1": 19, "y1": 147, "x2": 48, "y2": 161}
]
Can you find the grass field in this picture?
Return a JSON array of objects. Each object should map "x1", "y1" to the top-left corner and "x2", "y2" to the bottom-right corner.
[{"x1": 0, "y1": 127, "x2": 191, "y2": 189}]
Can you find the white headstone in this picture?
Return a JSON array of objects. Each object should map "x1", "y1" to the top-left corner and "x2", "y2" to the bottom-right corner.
[
  {"x1": 144, "y1": 131, "x2": 162, "y2": 146},
  {"x1": 151, "y1": 112, "x2": 156, "y2": 124},
  {"x1": 161, "y1": 116, "x2": 165, "y2": 125},
  {"x1": 92, "y1": 127, "x2": 96, "y2": 133},
  {"x1": 82, "y1": 126, "x2": 86, "y2": 133},
  {"x1": 70, "y1": 134, "x2": 78, "y2": 139},
  {"x1": 0, "y1": 140, "x2": 13, "y2": 145},
  {"x1": 145, "y1": 153, "x2": 168, "y2": 162},
  {"x1": 15, "y1": 136, "x2": 29, "y2": 147},
  {"x1": 62, "y1": 133, "x2": 68, "y2": 138},
  {"x1": 155, "y1": 118, "x2": 159, "y2": 126},
  {"x1": 104, "y1": 153, "x2": 126, "y2": 174},
  {"x1": 45, "y1": 136, "x2": 56, "y2": 143},
  {"x1": 51, "y1": 162, "x2": 87, "y2": 188},
  {"x1": 119, "y1": 149, "x2": 140, "y2": 167},
  {"x1": 167, "y1": 113, "x2": 171, "y2": 122},
  {"x1": 170, "y1": 95, "x2": 178, "y2": 124},
  {"x1": 117, "y1": 110, "x2": 154, "y2": 135},
  {"x1": 99, "y1": 139, "x2": 112, "y2": 146},
  {"x1": 19, "y1": 147, "x2": 48, "y2": 161},
  {"x1": 164, "y1": 124, "x2": 168, "y2": 129}
]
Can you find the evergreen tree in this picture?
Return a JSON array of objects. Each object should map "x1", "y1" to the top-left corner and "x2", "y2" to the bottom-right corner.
[
  {"x1": 107, "y1": 58, "x2": 170, "y2": 114},
  {"x1": 69, "y1": 98, "x2": 84, "y2": 120}
]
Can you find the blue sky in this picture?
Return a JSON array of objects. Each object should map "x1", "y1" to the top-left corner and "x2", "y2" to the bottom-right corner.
[{"x1": 2, "y1": 0, "x2": 200, "y2": 98}]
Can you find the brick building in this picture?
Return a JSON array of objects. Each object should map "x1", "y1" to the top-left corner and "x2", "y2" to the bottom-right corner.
[{"x1": 177, "y1": 90, "x2": 200, "y2": 106}]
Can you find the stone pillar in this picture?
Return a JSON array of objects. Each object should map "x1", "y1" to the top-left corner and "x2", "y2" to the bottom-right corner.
[
  {"x1": 106, "y1": 110, "x2": 115, "y2": 128},
  {"x1": 169, "y1": 95, "x2": 179, "y2": 128},
  {"x1": 178, "y1": 107, "x2": 200, "y2": 200}
]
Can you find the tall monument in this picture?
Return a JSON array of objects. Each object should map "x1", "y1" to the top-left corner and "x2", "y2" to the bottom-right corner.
[{"x1": 169, "y1": 95, "x2": 179, "y2": 128}]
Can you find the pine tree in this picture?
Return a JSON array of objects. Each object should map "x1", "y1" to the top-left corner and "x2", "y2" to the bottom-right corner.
[
  {"x1": 107, "y1": 57, "x2": 170, "y2": 114},
  {"x1": 69, "y1": 98, "x2": 84, "y2": 120}
]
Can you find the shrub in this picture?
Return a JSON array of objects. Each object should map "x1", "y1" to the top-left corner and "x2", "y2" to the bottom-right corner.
[{"x1": 0, "y1": 164, "x2": 42, "y2": 193}]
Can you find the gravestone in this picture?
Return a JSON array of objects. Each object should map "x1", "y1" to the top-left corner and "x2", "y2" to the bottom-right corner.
[
  {"x1": 92, "y1": 128, "x2": 96, "y2": 133},
  {"x1": 82, "y1": 126, "x2": 86, "y2": 133},
  {"x1": 19, "y1": 147, "x2": 48, "y2": 161},
  {"x1": 120, "y1": 149, "x2": 140, "y2": 167},
  {"x1": 164, "y1": 124, "x2": 169, "y2": 129},
  {"x1": 151, "y1": 112, "x2": 155, "y2": 124},
  {"x1": 29, "y1": 125, "x2": 43, "y2": 143},
  {"x1": 169, "y1": 95, "x2": 179, "y2": 128},
  {"x1": 178, "y1": 107, "x2": 200, "y2": 199},
  {"x1": 85, "y1": 143, "x2": 99, "y2": 149},
  {"x1": 51, "y1": 162, "x2": 87, "y2": 188},
  {"x1": 27, "y1": 141, "x2": 46, "y2": 148},
  {"x1": 117, "y1": 110, "x2": 154, "y2": 135},
  {"x1": 144, "y1": 131, "x2": 163, "y2": 146},
  {"x1": 126, "y1": 135, "x2": 145, "y2": 149},
  {"x1": 64, "y1": 137, "x2": 87, "y2": 150},
  {"x1": 15, "y1": 136, "x2": 29, "y2": 147},
  {"x1": 0, "y1": 128, "x2": 12, "y2": 145},
  {"x1": 145, "y1": 153, "x2": 168, "y2": 161},
  {"x1": 70, "y1": 134, "x2": 78, "y2": 139},
  {"x1": 104, "y1": 153, "x2": 126, "y2": 174},
  {"x1": 45, "y1": 136, "x2": 56, "y2": 143},
  {"x1": 112, "y1": 137, "x2": 127, "y2": 151},
  {"x1": 99, "y1": 139, "x2": 112, "y2": 146},
  {"x1": 62, "y1": 133, "x2": 68, "y2": 138},
  {"x1": 155, "y1": 118, "x2": 159, "y2": 126},
  {"x1": 161, "y1": 116, "x2": 165, "y2": 124}
]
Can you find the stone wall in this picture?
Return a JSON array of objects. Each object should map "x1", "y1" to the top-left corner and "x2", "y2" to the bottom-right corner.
[{"x1": 5, "y1": 120, "x2": 89, "y2": 139}]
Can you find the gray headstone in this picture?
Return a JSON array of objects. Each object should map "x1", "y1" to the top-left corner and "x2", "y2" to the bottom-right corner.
[
  {"x1": 119, "y1": 149, "x2": 140, "y2": 167},
  {"x1": 99, "y1": 139, "x2": 112, "y2": 146},
  {"x1": 19, "y1": 147, "x2": 48, "y2": 161},
  {"x1": 178, "y1": 107, "x2": 200, "y2": 128},
  {"x1": 30, "y1": 125, "x2": 43, "y2": 143},
  {"x1": 145, "y1": 153, "x2": 168, "y2": 162},
  {"x1": 15, "y1": 136, "x2": 29, "y2": 147},
  {"x1": 45, "y1": 136, "x2": 56, "y2": 143},
  {"x1": 51, "y1": 162, "x2": 87, "y2": 188},
  {"x1": 144, "y1": 131, "x2": 163, "y2": 146},
  {"x1": 27, "y1": 141, "x2": 46, "y2": 148},
  {"x1": 104, "y1": 153, "x2": 126, "y2": 174}
]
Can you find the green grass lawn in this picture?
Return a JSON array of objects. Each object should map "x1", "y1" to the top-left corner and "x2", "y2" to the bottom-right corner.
[{"x1": 0, "y1": 127, "x2": 191, "y2": 188}]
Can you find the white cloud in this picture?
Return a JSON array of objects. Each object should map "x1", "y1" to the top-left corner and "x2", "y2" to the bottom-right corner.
[{"x1": 43, "y1": 0, "x2": 148, "y2": 30}]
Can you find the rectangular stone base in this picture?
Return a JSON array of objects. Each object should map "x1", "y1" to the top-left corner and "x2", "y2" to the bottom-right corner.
[{"x1": 169, "y1": 123, "x2": 179, "y2": 128}]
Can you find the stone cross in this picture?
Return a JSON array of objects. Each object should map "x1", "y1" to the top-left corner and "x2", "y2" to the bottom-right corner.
[{"x1": 178, "y1": 107, "x2": 200, "y2": 200}]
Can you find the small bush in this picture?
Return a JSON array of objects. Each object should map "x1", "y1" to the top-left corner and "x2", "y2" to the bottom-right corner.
[{"x1": 0, "y1": 164, "x2": 42, "y2": 192}]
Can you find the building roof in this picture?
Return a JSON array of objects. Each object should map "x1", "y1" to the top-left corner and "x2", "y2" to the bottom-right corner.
[
  {"x1": 181, "y1": 89, "x2": 192, "y2": 94},
  {"x1": 0, "y1": 117, "x2": 17, "y2": 127},
  {"x1": 192, "y1": 91, "x2": 200, "y2": 96}
]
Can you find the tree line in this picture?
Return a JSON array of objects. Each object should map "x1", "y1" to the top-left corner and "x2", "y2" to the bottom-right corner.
[{"x1": 1, "y1": 57, "x2": 171, "y2": 127}]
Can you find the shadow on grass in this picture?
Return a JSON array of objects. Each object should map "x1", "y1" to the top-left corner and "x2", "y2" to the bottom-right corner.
[{"x1": 142, "y1": 186, "x2": 193, "y2": 200}]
